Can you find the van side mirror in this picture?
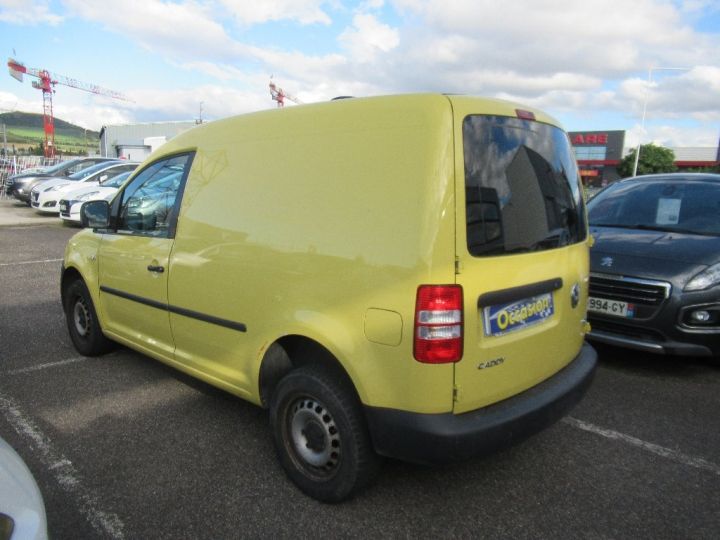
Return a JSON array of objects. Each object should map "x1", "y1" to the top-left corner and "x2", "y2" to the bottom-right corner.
[{"x1": 81, "y1": 200, "x2": 110, "y2": 229}]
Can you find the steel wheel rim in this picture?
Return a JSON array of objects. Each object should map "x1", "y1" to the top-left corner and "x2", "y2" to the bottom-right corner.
[
  {"x1": 73, "y1": 297, "x2": 91, "y2": 337},
  {"x1": 288, "y1": 396, "x2": 341, "y2": 475}
]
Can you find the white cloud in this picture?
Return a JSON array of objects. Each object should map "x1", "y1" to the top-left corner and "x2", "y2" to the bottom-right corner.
[
  {"x1": 0, "y1": 0, "x2": 63, "y2": 25},
  {"x1": 389, "y1": 0, "x2": 715, "y2": 76},
  {"x1": 339, "y1": 13, "x2": 400, "y2": 62},
  {"x1": 626, "y1": 123, "x2": 720, "y2": 149},
  {"x1": 252, "y1": 48, "x2": 347, "y2": 82},
  {"x1": 126, "y1": 84, "x2": 271, "y2": 124},
  {"x1": 611, "y1": 65, "x2": 720, "y2": 121},
  {"x1": 3, "y1": 0, "x2": 718, "y2": 148},
  {"x1": 0, "y1": 92, "x2": 36, "y2": 114},
  {"x1": 61, "y1": 0, "x2": 251, "y2": 61},
  {"x1": 218, "y1": 0, "x2": 332, "y2": 25}
]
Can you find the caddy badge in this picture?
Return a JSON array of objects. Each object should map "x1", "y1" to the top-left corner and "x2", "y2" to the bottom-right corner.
[{"x1": 571, "y1": 283, "x2": 580, "y2": 308}]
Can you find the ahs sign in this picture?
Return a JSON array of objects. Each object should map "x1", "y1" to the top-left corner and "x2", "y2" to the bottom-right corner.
[{"x1": 572, "y1": 133, "x2": 608, "y2": 145}]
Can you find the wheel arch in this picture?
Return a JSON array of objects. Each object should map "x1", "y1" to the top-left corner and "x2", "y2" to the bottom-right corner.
[
  {"x1": 61, "y1": 266, "x2": 84, "y2": 307},
  {"x1": 258, "y1": 335, "x2": 361, "y2": 410}
]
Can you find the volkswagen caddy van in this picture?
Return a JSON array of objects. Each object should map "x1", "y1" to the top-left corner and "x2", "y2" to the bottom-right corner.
[{"x1": 62, "y1": 94, "x2": 597, "y2": 502}]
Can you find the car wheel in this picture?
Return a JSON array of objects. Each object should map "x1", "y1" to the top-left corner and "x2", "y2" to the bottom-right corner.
[
  {"x1": 269, "y1": 366, "x2": 381, "y2": 503},
  {"x1": 63, "y1": 279, "x2": 114, "y2": 356}
]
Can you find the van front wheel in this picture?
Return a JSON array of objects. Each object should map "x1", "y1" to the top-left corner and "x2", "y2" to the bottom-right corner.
[
  {"x1": 63, "y1": 279, "x2": 114, "y2": 356},
  {"x1": 269, "y1": 366, "x2": 380, "y2": 503}
]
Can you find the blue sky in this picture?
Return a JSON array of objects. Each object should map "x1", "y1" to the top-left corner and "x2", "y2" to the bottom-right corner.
[{"x1": 1, "y1": 0, "x2": 719, "y2": 149}]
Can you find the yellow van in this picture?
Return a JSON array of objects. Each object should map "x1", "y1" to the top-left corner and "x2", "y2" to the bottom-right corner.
[{"x1": 62, "y1": 94, "x2": 597, "y2": 502}]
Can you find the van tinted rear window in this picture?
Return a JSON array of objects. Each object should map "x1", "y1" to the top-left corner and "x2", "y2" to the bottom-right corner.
[{"x1": 463, "y1": 115, "x2": 586, "y2": 257}]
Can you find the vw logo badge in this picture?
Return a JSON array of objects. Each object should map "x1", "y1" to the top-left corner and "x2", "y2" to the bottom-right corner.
[{"x1": 570, "y1": 283, "x2": 580, "y2": 308}]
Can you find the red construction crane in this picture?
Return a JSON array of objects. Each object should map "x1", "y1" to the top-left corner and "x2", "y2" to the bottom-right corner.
[
  {"x1": 7, "y1": 57, "x2": 131, "y2": 157},
  {"x1": 269, "y1": 79, "x2": 302, "y2": 108}
]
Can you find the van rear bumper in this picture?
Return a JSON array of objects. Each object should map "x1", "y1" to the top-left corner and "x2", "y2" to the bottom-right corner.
[{"x1": 364, "y1": 343, "x2": 597, "y2": 465}]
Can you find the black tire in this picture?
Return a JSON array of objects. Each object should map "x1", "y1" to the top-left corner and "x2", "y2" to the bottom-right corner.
[
  {"x1": 63, "y1": 279, "x2": 114, "y2": 356},
  {"x1": 269, "y1": 366, "x2": 381, "y2": 503}
]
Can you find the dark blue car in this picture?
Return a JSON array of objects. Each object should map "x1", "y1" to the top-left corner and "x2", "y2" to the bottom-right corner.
[{"x1": 586, "y1": 173, "x2": 720, "y2": 358}]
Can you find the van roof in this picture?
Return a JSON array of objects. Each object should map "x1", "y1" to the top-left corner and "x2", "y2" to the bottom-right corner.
[{"x1": 162, "y1": 93, "x2": 564, "y2": 154}]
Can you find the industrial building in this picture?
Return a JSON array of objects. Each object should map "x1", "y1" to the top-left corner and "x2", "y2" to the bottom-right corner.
[
  {"x1": 570, "y1": 130, "x2": 720, "y2": 187},
  {"x1": 99, "y1": 121, "x2": 198, "y2": 161}
]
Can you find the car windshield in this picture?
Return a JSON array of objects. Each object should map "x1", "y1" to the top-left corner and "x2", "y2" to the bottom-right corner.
[
  {"x1": 588, "y1": 178, "x2": 720, "y2": 236},
  {"x1": 67, "y1": 162, "x2": 115, "y2": 181},
  {"x1": 463, "y1": 115, "x2": 586, "y2": 256},
  {"x1": 102, "y1": 171, "x2": 132, "y2": 188},
  {"x1": 42, "y1": 159, "x2": 81, "y2": 175}
]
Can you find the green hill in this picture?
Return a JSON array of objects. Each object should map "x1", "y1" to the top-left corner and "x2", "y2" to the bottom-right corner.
[{"x1": 0, "y1": 111, "x2": 100, "y2": 155}]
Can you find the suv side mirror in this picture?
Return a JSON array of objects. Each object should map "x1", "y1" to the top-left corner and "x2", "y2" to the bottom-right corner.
[{"x1": 81, "y1": 200, "x2": 110, "y2": 229}]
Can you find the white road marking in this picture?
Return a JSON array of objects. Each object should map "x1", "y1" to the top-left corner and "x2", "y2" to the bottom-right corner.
[
  {"x1": 7, "y1": 356, "x2": 91, "y2": 375},
  {"x1": 0, "y1": 258, "x2": 63, "y2": 267},
  {"x1": 564, "y1": 416, "x2": 720, "y2": 476},
  {"x1": 0, "y1": 393, "x2": 126, "y2": 539}
]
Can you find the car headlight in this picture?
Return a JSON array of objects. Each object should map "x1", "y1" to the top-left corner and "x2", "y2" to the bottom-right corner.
[
  {"x1": 685, "y1": 263, "x2": 720, "y2": 291},
  {"x1": 78, "y1": 191, "x2": 100, "y2": 201}
]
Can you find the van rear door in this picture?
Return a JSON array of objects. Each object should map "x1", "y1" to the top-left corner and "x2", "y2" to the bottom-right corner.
[{"x1": 450, "y1": 99, "x2": 590, "y2": 414}]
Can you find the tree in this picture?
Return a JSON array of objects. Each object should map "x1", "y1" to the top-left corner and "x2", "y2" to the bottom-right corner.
[{"x1": 617, "y1": 143, "x2": 677, "y2": 178}]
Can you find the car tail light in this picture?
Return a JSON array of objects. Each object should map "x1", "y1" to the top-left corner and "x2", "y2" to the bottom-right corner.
[{"x1": 414, "y1": 285, "x2": 463, "y2": 363}]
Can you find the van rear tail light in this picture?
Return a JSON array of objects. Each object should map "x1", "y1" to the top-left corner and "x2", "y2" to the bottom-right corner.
[
  {"x1": 414, "y1": 285, "x2": 463, "y2": 363},
  {"x1": 515, "y1": 109, "x2": 536, "y2": 121}
]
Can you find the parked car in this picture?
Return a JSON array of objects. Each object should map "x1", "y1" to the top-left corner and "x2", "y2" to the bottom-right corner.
[
  {"x1": 59, "y1": 171, "x2": 134, "y2": 224},
  {"x1": 63, "y1": 94, "x2": 597, "y2": 502},
  {"x1": 586, "y1": 173, "x2": 720, "y2": 358},
  {"x1": 0, "y1": 435, "x2": 48, "y2": 540},
  {"x1": 6, "y1": 157, "x2": 117, "y2": 204},
  {"x1": 32, "y1": 162, "x2": 137, "y2": 214}
]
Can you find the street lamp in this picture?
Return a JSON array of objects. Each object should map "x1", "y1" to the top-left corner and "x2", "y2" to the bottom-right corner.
[{"x1": 632, "y1": 66, "x2": 691, "y2": 177}]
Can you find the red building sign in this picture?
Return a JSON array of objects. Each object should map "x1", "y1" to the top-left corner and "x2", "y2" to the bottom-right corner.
[{"x1": 571, "y1": 133, "x2": 608, "y2": 145}]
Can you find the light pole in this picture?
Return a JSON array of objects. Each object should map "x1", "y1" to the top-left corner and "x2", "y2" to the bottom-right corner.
[{"x1": 632, "y1": 66, "x2": 691, "y2": 177}]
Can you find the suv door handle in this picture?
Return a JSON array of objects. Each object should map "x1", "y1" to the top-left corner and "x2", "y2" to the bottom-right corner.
[{"x1": 147, "y1": 265, "x2": 165, "y2": 273}]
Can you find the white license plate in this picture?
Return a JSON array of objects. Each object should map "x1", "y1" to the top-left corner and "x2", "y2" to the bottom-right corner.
[{"x1": 588, "y1": 297, "x2": 635, "y2": 318}]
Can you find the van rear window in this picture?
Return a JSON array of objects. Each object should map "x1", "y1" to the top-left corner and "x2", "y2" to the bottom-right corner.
[{"x1": 463, "y1": 115, "x2": 586, "y2": 257}]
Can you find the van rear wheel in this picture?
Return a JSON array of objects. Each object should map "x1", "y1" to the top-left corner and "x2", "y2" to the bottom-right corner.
[
  {"x1": 63, "y1": 279, "x2": 114, "y2": 356},
  {"x1": 269, "y1": 366, "x2": 380, "y2": 503}
]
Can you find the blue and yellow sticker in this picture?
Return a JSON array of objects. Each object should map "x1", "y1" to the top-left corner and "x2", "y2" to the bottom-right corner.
[{"x1": 483, "y1": 293, "x2": 554, "y2": 336}]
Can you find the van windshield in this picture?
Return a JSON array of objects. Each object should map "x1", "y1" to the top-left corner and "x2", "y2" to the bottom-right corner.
[{"x1": 463, "y1": 115, "x2": 586, "y2": 257}]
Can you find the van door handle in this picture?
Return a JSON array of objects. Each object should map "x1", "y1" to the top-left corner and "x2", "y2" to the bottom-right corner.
[{"x1": 147, "y1": 265, "x2": 165, "y2": 273}]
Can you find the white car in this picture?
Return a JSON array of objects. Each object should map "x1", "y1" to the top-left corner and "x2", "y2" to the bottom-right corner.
[
  {"x1": 0, "y1": 436, "x2": 48, "y2": 540},
  {"x1": 31, "y1": 161, "x2": 135, "y2": 214},
  {"x1": 59, "y1": 170, "x2": 134, "y2": 224}
]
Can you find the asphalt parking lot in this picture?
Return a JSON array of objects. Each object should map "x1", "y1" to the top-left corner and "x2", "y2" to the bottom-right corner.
[{"x1": 1, "y1": 201, "x2": 719, "y2": 539}]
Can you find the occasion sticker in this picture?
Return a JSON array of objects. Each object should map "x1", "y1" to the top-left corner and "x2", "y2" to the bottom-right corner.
[{"x1": 483, "y1": 293, "x2": 554, "y2": 336}]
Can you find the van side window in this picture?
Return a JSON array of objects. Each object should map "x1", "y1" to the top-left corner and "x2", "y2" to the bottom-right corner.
[{"x1": 117, "y1": 153, "x2": 193, "y2": 238}]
